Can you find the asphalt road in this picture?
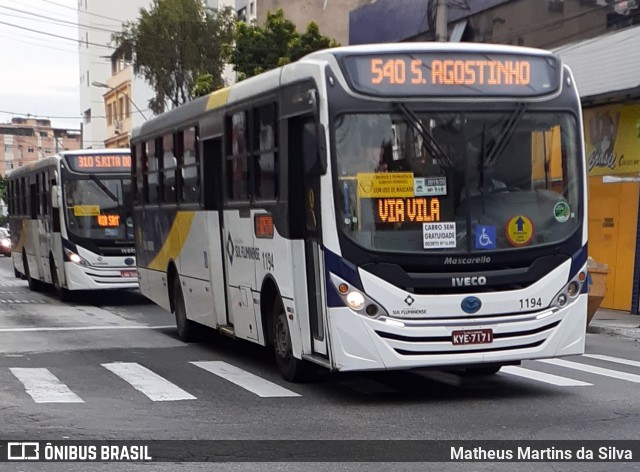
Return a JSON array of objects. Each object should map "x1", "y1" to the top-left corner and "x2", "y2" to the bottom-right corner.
[{"x1": 0, "y1": 256, "x2": 639, "y2": 471}]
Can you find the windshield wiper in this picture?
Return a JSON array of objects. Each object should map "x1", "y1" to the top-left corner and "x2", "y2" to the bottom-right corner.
[
  {"x1": 88, "y1": 174, "x2": 118, "y2": 202},
  {"x1": 484, "y1": 103, "x2": 527, "y2": 168},
  {"x1": 393, "y1": 102, "x2": 453, "y2": 169}
]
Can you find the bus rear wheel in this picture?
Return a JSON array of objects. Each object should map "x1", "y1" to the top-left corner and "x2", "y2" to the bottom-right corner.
[
  {"x1": 273, "y1": 300, "x2": 311, "y2": 382},
  {"x1": 23, "y1": 252, "x2": 43, "y2": 292},
  {"x1": 172, "y1": 277, "x2": 196, "y2": 342},
  {"x1": 50, "y1": 258, "x2": 71, "y2": 302}
]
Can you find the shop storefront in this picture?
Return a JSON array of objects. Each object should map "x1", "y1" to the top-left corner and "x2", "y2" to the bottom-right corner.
[
  {"x1": 584, "y1": 104, "x2": 640, "y2": 311},
  {"x1": 556, "y1": 25, "x2": 640, "y2": 313}
]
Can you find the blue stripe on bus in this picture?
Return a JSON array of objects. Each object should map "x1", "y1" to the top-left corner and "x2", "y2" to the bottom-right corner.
[
  {"x1": 324, "y1": 248, "x2": 363, "y2": 308},
  {"x1": 569, "y1": 244, "x2": 588, "y2": 294}
]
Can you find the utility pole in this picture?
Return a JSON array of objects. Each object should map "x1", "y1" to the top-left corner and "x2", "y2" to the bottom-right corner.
[{"x1": 435, "y1": 0, "x2": 448, "y2": 42}]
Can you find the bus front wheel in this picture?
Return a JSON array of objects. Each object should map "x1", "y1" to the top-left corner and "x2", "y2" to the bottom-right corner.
[
  {"x1": 172, "y1": 277, "x2": 196, "y2": 342},
  {"x1": 273, "y1": 300, "x2": 311, "y2": 382}
]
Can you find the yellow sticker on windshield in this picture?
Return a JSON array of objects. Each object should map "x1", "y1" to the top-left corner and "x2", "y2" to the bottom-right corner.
[
  {"x1": 73, "y1": 205, "x2": 100, "y2": 216},
  {"x1": 506, "y1": 215, "x2": 534, "y2": 246},
  {"x1": 357, "y1": 172, "x2": 414, "y2": 199}
]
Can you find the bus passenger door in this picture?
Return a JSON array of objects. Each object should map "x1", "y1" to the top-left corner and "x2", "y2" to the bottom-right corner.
[{"x1": 290, "y1": 114, "x2": 328, "y2": 358}]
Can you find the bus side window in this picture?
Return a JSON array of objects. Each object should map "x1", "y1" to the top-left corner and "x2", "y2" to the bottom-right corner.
[
  {"x1": 225, "y1": 111, "x2": 248, "y2": 202},
  {"x1": 146, "y1": 140, "x2": 159, "y2": 204},
  {"x1": 253, "y1": 102, "x2": 278, "y2": 201},
  {"x1": 51, "y1": 178, "x2": 60, "y2": 233},
  {"x1": 182, "y1": 126, "x2": 200, "y2": 204}
]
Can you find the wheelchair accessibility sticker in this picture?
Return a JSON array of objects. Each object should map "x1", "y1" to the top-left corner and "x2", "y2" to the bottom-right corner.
[{"x1": 475, "y1": 225, "x2": 496, "y2": 250}]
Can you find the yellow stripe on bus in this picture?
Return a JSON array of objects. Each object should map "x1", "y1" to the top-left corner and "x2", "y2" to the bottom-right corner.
[
  {"x1": 206, "y1": 88, "x2": 231, "y2": 111},
  {"x1": 14, "y1": 220, "x2": 29, "y2": 253},
  {"x1": 147, "y1": 211, "x2": 195, "y2": 271}
]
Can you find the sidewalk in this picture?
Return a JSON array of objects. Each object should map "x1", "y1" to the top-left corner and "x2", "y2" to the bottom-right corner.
[{"x1": 587, "y1": 307, "x2": 640, "y2": 341}]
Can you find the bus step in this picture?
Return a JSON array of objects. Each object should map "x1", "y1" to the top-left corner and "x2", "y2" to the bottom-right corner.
[
  {"x1": 302, "y1": 354, "x2": 331, "y2": 369},
  {"x1": 218, "y1": 325, "x2": 235, "y2": 337}
]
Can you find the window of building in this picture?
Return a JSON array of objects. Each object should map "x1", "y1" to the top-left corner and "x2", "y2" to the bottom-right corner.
[
  {"x1": 83, "y1": 108, "x2": 91, "y2": 124},
  {"x1": 27, "y1": 147, "x2": 34, "y2": 153}
]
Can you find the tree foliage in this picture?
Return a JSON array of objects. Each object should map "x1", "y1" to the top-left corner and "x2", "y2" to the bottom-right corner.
[
  {"x1": 231, "y1": 9, "x2": 339, "y2": 81},
  {"x1": 112, "y1": 0, "x2": 235, "y2": 114}
]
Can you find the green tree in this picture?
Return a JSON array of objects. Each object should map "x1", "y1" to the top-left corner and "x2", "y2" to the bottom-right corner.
[
  {"x1": 231, "y1": 9, "x2": 339, "y2": 81},
  {"x1": 113, "y1": 0, "x2": 235, "y2": 114}
]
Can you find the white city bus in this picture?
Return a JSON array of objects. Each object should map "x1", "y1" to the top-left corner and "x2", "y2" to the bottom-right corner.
[
  {"x1": 7, "y1": 149, "x2": 137, "y2": 301},
  {"x1": 131, "y1": 43, "x2": 588, "y2": 381}
]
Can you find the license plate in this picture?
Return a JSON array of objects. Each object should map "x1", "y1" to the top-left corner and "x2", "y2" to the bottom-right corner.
[
  {"x1": 451, "y1": 329, "x2": 493, "y2": 345},
  {"x1": 120, "y1": 270, "x2": 137, "y2": 278}
]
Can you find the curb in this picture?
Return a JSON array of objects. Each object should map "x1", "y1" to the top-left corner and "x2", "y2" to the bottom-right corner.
[{"x1": 587, "y1": 325, "x2": 640, "y2": 341}]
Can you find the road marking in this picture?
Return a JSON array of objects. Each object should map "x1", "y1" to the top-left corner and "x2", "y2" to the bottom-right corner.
[
  {"x1": 583, "y1": 354, "x2": 640, "y2": 369},
  {"x1": 9, "y1": 368, "x2": 84, "y2": 403},
  {"x1": 102, "y1": 362, "x2": 196, "y2": 401},
  {"x1": 191, "y1": 361, "x2": 300, "y2": 398},
  {"x1": 0, "y1": 325, "x2": 174, "y2": 333},
  {"x1": 501, "y1": 366, "x2": 591, "y2": 386},
  {"x1": 539, "y1": 358, "x2": 640, "y2": 384}
]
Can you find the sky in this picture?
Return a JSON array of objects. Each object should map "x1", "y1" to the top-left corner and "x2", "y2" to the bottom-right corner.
[{"x1": 0, "y1": 0, "x2": 81, "y2": 130}]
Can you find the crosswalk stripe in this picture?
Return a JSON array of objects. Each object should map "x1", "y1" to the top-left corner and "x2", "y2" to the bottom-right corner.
[
  {"x1": 501, "y1": 366, "x2": 591, "y2": 386},
  {"x1": 583, "y1": 354, "x2": 640, "y2": 369},
  {"x1": 102, "y1": 362, "x2": 196, "y2": 401},
  {"x1": 538, "y1": 358, "x2": 640, "y2": 384},
  {"x1": 191, "y1": 361, "x2": 300, "y2": 398},
  {"x1": 9, "y1": 368, "x2": 84, "y2": 403}
]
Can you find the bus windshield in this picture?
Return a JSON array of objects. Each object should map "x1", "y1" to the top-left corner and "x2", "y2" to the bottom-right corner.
[
  {"x1": 335, "y1": 110, "x2": 581, "y2": 254},
  {"x1": 63, "y1": 175, "x2": 134, "y2": 241}
]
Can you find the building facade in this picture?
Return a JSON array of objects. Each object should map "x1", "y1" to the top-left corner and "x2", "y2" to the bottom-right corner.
[
  {"x1": 78, "y1": 0, "x2": 154, "y2": 149},
  {"x1": 253, "y1": 0, "x2": 372, "y2": 45},
  {"x1": 0, "y1": 118, "x2": 81, "y2": 176},
  {"x1": 350, "y1": 0, "x2": 640, "y2": 47}
]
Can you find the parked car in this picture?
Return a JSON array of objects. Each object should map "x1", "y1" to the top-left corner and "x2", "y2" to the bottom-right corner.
[{"x1": 0, "y1": 228, "x2": 11, "y2": 256}]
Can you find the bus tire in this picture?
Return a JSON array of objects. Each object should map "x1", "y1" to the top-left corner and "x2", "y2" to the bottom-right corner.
[
  {"x1": 50, "y1": 258, "x2": 71, "y2": 302},
  {"x1": 273, "y1": 299, "x2": 311, "y2": 382},
  {"x1": 173, "y1": 277, "x2": 196, "y2": 342},
  {"x1": 23, "y1": 252, "x2": 43, "y2": 292}
]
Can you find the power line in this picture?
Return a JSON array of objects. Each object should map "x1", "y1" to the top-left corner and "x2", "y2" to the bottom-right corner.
[
  {"x1": 0, "y1": 5, "x2": 122, "y2": 34},
  {"x1": 39, "y1": 0, "x2": 129, "y2": 24},
  {"x1": 0, "y1": 18, "x2": 115, "y2": 49}
]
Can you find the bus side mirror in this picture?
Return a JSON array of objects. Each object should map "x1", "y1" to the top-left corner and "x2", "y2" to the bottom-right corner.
[
  {"x1": 51, "y1": 185, "x2": 60, "y2": 209},
  {"x1": 302, "y1": 122, "x2": 327, "y2": 176}
]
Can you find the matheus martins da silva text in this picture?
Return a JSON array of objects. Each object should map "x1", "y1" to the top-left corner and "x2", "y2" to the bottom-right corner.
[{"x1": 451, "y1": 446, "x2": 633, "y2": 461}]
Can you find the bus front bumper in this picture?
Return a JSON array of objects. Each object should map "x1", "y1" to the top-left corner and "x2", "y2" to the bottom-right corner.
[
  {"x1": 64, "y1": 262, "x2": 139, "y2": 291},
  {"x1": 327, "y1": 295, "x2": 587, "y2": 372}
]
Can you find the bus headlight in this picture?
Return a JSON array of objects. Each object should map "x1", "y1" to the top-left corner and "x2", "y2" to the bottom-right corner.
[
  {"x1": 346, "y1": 291, "x2": 365, "y2": 310},
  {"x1": 551, "y1": 265, "x2": 587, "y2": 309},
  {"x1": 329, "y1": 273, "x2": 388, "y2": 318},
  {"x1": 64, "y1": 248, "x2": 89, "y2": 267}
]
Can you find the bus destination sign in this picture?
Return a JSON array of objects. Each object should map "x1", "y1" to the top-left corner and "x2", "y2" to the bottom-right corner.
[
  {"x1": 342, "y1": 52, "x2": 561, "y2": 97},
  {"x1": 66, "y1": 154, "x2": 132, "y2": 173}
]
